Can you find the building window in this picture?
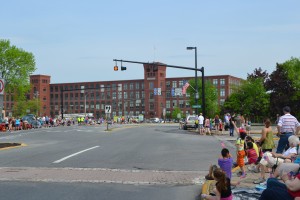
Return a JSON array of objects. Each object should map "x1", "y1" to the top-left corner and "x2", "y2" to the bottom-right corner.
[
  {"x1": 129, "y1": 83, "x2": 134, "y2": 90},
  {"x1": 136, "y1": 91, "x2": 140, "y2": 99},
  {"x1": 101, "y1": 84, "x2": 105, "y2": 92},
  {"x1": 112, "y1": 92, "x2": 116, "y2": 99},
  {"x1": 166, "y1": 101, "x2": 170, "y2": 109},
  {"x1": 213, "y1": 79, "x2": 218, "y2": 85},
  {"x1": 118, "y1": 92, "x2": 122, "y2": 99},
  {"x1": 112, "y1": 84, "x2": 117, "y2": 90},
  {"x1": 186, "y1": 102, "x2": 190, "y2": 108},
  {"x1": 123, "y1": 83, "x2": 128, "y2": 90},
  {"x1": 130, "y1": 91, "x2": 134, "y2": 99},
  {"x1": 172, "y1": 100, "x2": 177, "y2": 107},
  {"x1": 149, "y1": 82, "x2": 154, "y2": 90},
  {"x1": 220, "y1": 88, "x2": 225, "y2": 97},
  {"x1": 124, "y1": 92, "x2": 127, "y2": 99},
  {"x1": 166, "y1": 91, "x2": 171, "y2": 98},
  {"x1": 179, "y1": 100, "x2": 184, "y2": 108},
  {"x1": 179, "y1": 80, "x2": 183, "y2": 87},
  {"x1": 106, "y1": 93, "x2": 111, "y2": 99},
  {"x1": 220, "y1": 79, "x2": 225, "y2": 86},
  {"x1": 141, "y1": 83, "x2": 144, "y2": 90},
  {"x1": 135, "y1": 82, "x2": 139, "y2": 90},
  {"x1": 149, "y1": 92, "x2": 154, "y2": 99},
  {"x1": 172, "y1": 81, "x2": 177, "y2": 88},
  {"x1": 166, "y1": 81, "x2": 171, "y2": 88},
  {"x1": 141, "y1": 91, "x2": 145, "y2": 99}
]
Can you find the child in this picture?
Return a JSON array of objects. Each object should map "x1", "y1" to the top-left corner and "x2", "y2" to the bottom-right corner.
[
  {"x1": 218, "y1": 148, "x2": 233, "y2": 179},
  {"x1": 246, "y1": 142, "x2": 258, "y2": 165},
  {"x1": 235, "y1": 134, "x2": 246, "y2": 178},
  {"x1": 236, "y1": 144, "x2": 246, "y2": 178},
  {"x1": 202, "y1": 168, "x2": 239, "y2": 200}
]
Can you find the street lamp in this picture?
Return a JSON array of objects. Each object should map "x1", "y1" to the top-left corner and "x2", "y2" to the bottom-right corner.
[{"x1": 186, "y1": 46, "x2": 198, "y2": 115}]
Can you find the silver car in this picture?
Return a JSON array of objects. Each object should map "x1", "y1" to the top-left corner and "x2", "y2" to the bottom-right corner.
[{"x1": 183, "y1": 115, "x2": 198, "y2": 130}]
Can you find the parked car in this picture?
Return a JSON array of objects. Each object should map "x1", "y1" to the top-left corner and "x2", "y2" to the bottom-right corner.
[
  {"x1": 150, "y1": 118, "x2": 160, "y2": 123},
  {"x1": 183, "y1": 115, "x2": 198, "y2": 130}
]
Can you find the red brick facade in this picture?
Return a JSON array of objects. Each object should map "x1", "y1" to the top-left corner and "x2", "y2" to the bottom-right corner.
[{"x1": 3, "y1": 64, "x2": 242, "y2": 119}]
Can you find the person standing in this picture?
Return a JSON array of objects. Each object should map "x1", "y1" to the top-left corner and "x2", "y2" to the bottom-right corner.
[
  {"x1": 276, "y1": 106, "x2": 300, "y2": 153},
  {"x1": 229, "y1": 117, "x2": 234, "y2": 137},
  {"x1": 198, "y1": 113, "x2": 205, "y2": 135}
]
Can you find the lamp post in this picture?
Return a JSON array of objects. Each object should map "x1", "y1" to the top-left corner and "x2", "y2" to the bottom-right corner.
[{"x1": 186, "y1": 46, "x2": 198, "y2": 115}]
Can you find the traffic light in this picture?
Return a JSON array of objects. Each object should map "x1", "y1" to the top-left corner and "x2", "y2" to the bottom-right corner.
[
  {"x1": 114, "y1": 66, "x2": 118, "y2": 71},
  {"x1": 121, "y1": 66, "x2": 127, "y2": 71}
]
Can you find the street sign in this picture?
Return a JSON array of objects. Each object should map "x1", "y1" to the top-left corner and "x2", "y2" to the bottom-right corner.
[
  {"x1": 0, "y1": 79, "x2": 4, "y2": 94},
  {"x1": 192, "y1": 105, "x2": 201, "y2": 108},
  {"x1": 105, "y1": 105, "x2": 111, "y2": 114}
]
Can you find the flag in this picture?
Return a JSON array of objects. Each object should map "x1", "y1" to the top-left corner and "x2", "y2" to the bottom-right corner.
[{"x1": 182, "y1": 82, "x2": 190, "y2": 95}]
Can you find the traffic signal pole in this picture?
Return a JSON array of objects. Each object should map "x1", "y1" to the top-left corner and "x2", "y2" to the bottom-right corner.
[{"x1": 113, "y1": 59, "x2": 206, "y2": 118}]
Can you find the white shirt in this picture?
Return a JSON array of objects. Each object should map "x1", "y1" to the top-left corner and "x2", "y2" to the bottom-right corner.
[
  {"x1": 198, "y1": 115, "x2": 204, "y2": 124},
  {"x1": 283, "y1": 146, "x2": 297, "y2": 157}
]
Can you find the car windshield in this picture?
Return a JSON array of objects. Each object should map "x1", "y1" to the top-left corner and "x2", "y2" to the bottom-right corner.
[{"x1": 188, "y1": 116, "x2": 197, "y2": 120}]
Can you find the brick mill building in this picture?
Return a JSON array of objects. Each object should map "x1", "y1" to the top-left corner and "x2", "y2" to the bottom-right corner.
[{"x1": 3, "y1": 63, "x2": 242, "y2": 119}]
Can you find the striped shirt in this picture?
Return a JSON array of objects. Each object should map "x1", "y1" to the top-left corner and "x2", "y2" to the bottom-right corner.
[{"x1": 277, "y1": 114, "x2": 300, "y2": 134}]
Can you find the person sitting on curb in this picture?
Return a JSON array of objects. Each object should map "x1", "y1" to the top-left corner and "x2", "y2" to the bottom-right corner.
[
  {"x1": 253, "y1": 135, "x2": 299, "y2": 184},
  {"x1": 269, "y1": 136, "x2": 300, "y2": 179},
  {"x1": 259, "y1": 171, "x2": 300, "y2": 200},
  {"x1": 201, "y1": 168, "x2": 240, "y2": 200}
]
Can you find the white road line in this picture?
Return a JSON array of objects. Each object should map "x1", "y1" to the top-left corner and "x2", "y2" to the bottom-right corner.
[{"x1": 53, "y1": 146, "x2": 100, "y2": 163}]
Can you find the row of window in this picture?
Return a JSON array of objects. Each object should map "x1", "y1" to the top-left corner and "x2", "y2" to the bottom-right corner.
[{"x1": 50, "y1": 82, "x2": 145, "y2": 93}]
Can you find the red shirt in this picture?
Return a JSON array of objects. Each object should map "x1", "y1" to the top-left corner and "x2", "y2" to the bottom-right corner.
[
  {"x1": 288, "y1": 174, "x2": 300, "y2": 198},
  {"x1": 246, "y1": 148, "x2": 258, "y2": 164}
]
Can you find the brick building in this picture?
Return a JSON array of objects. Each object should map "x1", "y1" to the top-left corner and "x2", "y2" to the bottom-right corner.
[{"x1": 3, "y1": 63, "x2": 242, "y2": 119}]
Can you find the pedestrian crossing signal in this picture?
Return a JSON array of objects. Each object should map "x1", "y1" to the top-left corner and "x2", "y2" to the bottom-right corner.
[
  {"x1": 121, "y1": 66, "x2": 127, "y2": 71},
  {"x1": 114, "y1": 66, "x2": 118, "y2": 71}
]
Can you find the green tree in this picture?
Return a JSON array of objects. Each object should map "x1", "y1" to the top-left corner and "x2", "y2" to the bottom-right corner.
[
  {"x1": 171, "y1": 107, "x2": 182, "y2": 119},
  {"x1": 12, "y1": 99, "x2": 41, "y2": 117},
  {"x1": 0, "y1": 39, "x2": 36, "y2": 101},
  {"x1": 281, "y1": 57, "x2": 300, "y2": 99},
  {"x1": 223, "y1": 78, "x2": 269, "y2": 122},
  {"x1": 186, "y1": 78, "x2": 218, "y2": 118},
  {"x1": 265, "y1": 58, "x2": 300, "y2": 119}
]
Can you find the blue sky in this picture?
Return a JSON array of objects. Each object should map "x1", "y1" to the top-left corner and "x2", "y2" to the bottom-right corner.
[{"x1": 1, "y1": 0, "x2": 299, "y2": 83}]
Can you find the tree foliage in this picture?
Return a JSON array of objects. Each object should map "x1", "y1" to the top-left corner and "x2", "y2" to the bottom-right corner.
[
  {"x1": 265, "y1": 58, "x2": 300, "y2": 119},
  {"x1": 12, "y1": 99, "x2": 41, "y2": 117},
  {"x1": 0, "y1": 39, "x2": 36, "y2": 101},
  {"x1": 186, "y1": 78, "x2": 218, "y2": 117},
  {"x1": 171, "y1": 107, "x2": 182, "y2": 119},
  {"x1": 223, "y1": 76, "x2": 269, "y2": 122}
]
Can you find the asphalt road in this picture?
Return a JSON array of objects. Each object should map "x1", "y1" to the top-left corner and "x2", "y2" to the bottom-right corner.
[{"x1": 0, "y1": 124, "x2": 226, "y2": 200}]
